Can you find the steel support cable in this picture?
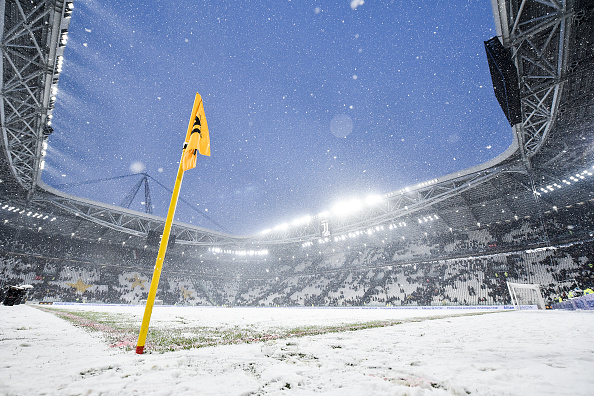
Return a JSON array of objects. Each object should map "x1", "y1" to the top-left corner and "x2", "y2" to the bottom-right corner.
[
  {"x1": 52, "y1": 172, "x2": 227, "y2": 233},
  {"x1": 144, "y1": 173, "x2": 227, "y2": 233}
]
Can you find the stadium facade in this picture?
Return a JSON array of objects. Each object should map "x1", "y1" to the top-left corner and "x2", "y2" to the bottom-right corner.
[{"x1": 1, "y1": 0, "x2": 593, "y2": 306}]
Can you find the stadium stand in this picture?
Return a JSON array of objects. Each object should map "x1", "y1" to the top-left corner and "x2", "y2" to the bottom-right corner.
[
  {"x1": 2, "y1": 201, "x2": 593, "y2": 306},
  {"x1": 1, "y1": 0, "x2": 593, "y2": 308}
]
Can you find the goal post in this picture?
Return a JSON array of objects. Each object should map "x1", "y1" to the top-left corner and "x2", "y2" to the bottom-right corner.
[{"x1": 507, "y1": 282, "x2": 546, "y2": 309}]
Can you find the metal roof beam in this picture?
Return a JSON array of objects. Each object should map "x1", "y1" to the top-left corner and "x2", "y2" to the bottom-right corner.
[
  {"x1": 502, "y1": 0, "x2": 574, "y2": 160},
  {"x1": 0, "y1": 0, "x2": 70, "y2": 194}
]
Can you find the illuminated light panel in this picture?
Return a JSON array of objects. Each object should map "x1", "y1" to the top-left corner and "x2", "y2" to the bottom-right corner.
[
  {"x1": 273, "y1": 223, "x2": 288, "y2": 231},
  {"x1": 331, "y1": 198, "x2": 363, "y2": 217},
  {"x1": 364, "y1": 194, "x2": 384, "y2": 206},
  {"x1": 209, "y1": 247, "x2": 268, "y2": 256}
]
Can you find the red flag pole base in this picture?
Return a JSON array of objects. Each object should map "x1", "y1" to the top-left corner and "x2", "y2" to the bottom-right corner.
[{"x1": 135, "y1": 345, "x2": 145, "y2": 354}]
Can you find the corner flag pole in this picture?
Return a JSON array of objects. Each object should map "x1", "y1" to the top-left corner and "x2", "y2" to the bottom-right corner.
[
  {"x1": 135, "y1": 155, "x2": 184, "y2": 355},
  {"x1": 136, "y1": 93, "x2": 210, "y2": 354}
]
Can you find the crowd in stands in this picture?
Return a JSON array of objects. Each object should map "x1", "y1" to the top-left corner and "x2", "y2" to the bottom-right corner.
[{"x1": 1, "y1": 202, "x2": 594, "y2": 307}]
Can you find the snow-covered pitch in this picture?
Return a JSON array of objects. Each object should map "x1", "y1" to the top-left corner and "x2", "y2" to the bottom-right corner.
[{"x1": 1, "y1": 304, "x2": 592, "y2": 395}]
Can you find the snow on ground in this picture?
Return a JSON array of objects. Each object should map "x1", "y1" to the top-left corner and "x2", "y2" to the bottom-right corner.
[{"x1": 1, "y1": 304, "x2": 593, "y2": 395}]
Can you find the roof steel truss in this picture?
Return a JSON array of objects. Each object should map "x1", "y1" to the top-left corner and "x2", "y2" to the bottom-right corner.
[
  {"x1": 34, "y1": 193, "x2": 244, "y2": 246},
  {"x1": 498, "y1": 0, "x2": 573, "y2": 159},
  {"x1": 253, "y1": 167, "x2": 524, "y2": 245},
  {"x1": 0, "y1": 0, "x2": 70, "y2": 194}
]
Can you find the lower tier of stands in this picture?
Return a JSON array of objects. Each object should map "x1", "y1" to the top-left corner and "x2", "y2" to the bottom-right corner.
[{"x1": 2, "y1": 240, "x2": 592, "y2": 307}]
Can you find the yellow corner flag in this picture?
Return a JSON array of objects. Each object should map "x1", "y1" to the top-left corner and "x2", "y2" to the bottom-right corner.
[
  {"x1": 182, "y1": 93, "x2": 210, "y2": 171},
  {"x1": 135, "y1": 93, "x2": 210, "y2": 355}
]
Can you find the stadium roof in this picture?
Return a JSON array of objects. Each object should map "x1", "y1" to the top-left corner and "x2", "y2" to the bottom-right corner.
[{"x1": 1, "y1": 0, "x2": 593, "y2": 251}]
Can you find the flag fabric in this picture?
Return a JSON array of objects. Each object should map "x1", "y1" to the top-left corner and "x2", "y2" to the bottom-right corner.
[{"x1": 182, "y1": 93, "x2": 210, "y2": 171}]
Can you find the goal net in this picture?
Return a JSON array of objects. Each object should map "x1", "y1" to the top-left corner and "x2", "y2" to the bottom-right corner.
[{"x1": 507, "y1": 282, "x2": 546, "y2": 309}]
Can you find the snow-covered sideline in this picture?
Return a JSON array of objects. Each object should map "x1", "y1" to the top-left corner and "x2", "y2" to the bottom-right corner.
[{"x1": 1, "y1": 304, "x2": 592, "y2": 395}]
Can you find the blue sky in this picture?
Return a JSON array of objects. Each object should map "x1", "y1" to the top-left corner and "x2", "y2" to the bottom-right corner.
[{"x1": 44, "y1": 0, "x2": 512, "y2": 235}]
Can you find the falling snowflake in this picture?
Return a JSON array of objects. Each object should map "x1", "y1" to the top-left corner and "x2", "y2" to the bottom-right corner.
[{"x1": 350, "y1": 0, "x2": 364, "y2": 10}]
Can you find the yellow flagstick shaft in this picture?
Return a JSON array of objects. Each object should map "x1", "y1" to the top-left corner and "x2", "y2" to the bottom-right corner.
[{"x1": 135, "y1": 153, "x2": 185, "y2": 354}]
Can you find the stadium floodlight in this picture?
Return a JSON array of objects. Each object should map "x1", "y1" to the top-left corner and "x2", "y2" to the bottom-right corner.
[
  {"x1": 317, "y1": 210, "x2": 330, "y2": 219},
  {"x1": 274, "y1": 222, "x2": 288, "y2": 231},
  {"x1": 291, "y1": 215, "x2": 311, "y2": 226},
  {"x1": 260, "y1": 228, "x2": 271, "y2": 235},
  {"x1": 331, "y1": 198, "x2": 363, "y2": 217},
  {"x1": 56, "y1": 56, "x2": 64, "y2": 72},
  {"x1": 365, "y1": 194, "x2": 383, "y2": 206}
]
